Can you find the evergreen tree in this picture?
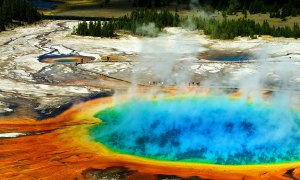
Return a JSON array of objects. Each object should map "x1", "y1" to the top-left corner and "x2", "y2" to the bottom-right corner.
[
  {"x1": 227, "y1": 0, "x2": 239, "y2": 15},
  {"x1": 193, "y1": 15, "x2": 300, "y2": 39},
  {"x1": 2, "y1": 0, "x2": 12, "y2": 24},
  {"x1": 0, "y1": 7, "x2": 4, "y2": 31},
  {"x1": 281, "y1": 2, "x2": 293, "y2": 19},
  {"x1": 293, "y1": 23, "x2": 300, "y2": 38},
  {"x1": 242, "y1": 5, "x2": 247, "y2": 18},
  {"x1": 0, "y1": 0, "x2": 41, "y2": 32},
  {"x1": 72, "y1": 8, "x2": 300, "y2": 40}
]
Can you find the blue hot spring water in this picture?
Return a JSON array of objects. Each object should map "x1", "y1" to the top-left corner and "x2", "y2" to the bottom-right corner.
[
  {"x1": 56, "y1": 59, "x2": 76, "y2": 63},
  {"x1": 207, "y1": 55, "x2": 251, "y2": 61},
  {"x1": 90, "y1": 97, "x2": 300, "y2": 165},
  {"x1": 30, "y1": 0, "x2": 60, "y2": 10}
]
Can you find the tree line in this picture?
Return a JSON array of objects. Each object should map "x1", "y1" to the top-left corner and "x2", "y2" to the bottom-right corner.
[
  {"x1": 73, "y1": 9, "x2": 180, "y2": 37},
  {"x1": 226, "y1": 0, "x2": 299, "y2": 20},
  {"x1": 72, "y1": 20, "x2": 115, "y2": 37},
  {"x1": 192, "y1": 17, "x2": 300, "y2": 39},
  {"x1": 73, "y1": 8, "x2": 300, "y2": 40},
  {"x1": 105, "y1": 0, "x2": 300, "y2": 19},
  {"x1": 0, "y1": 0, "x2": 42, "y2": 32}
]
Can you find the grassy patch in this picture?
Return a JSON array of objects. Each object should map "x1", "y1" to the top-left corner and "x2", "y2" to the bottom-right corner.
[
  {"x1": 177, "y1": 10, "x2": 300, "y2": 28},
  {"x1": 215, "y1": 12, "x2": 300, "y2": 28},
  {"x1": 42, "y1": 1, "x2": 300, "y2": 28}
]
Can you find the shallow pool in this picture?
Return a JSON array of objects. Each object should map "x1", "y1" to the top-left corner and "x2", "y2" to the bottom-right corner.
[
  {"x1": 56, "y1": 59, "x2": 76, "y2": 63},
  {"x1": 30, "y1": 0, "x2": 61, "y2": 10},
  {"x1": 38, "y1": 54, "x2": 95, "y2": 63},
  {"x1": 200, "y1": 51, "x2": 253, "y2": 62},
  {"x1": 90, "y1": 96, "x2": 300, "y2": 165},
  {"x1": 207, "y1": 55, "x2": 251, "y2": 61}
]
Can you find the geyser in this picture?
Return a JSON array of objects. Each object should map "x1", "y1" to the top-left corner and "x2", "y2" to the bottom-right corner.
[{"x1": 90, "y1": 96, "x2": 300, "y2": 165}]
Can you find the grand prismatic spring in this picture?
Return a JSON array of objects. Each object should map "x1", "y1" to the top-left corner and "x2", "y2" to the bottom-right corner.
[
  {"x1": 91, "y1": 96, "x2": 300, "y2": 165},
  {"x1": 2, "y1": 91, "x2": 300, "y2": 179},
  {"x1": 1, "y1": 7, "x2": 300, "y2": 179}
]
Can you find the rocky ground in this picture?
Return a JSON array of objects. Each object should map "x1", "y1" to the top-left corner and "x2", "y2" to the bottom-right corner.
[
  {"x1": 1, "y1": 20, "x2": 300, "y2": 180},
  {"x1": 0, "y1": 20, "x2": 300, "y2": 119}
]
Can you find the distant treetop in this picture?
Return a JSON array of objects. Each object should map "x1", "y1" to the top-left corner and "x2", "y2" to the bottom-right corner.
[
  {"x1": 0, "y1": 0, "x2": 42, "y2": 32},
  {"x1": 130, "y1": 0, "x2": 300, "y2": 8}
]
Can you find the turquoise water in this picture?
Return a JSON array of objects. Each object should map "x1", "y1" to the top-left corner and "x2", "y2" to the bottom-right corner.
[
  {"x1": 56, "y1": 59, "x2": 76, "y2": 63},
  {"x1": 90, "y1": 97, "x2": 300, "y2": 165},
  {"x1": 207, "y1": 55, "x2": 251, "y2": 61}
]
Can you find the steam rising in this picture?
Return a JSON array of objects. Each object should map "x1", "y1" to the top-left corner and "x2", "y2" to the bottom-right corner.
[
  {"x1": 90, "y1": 5, "x2": 300, "y2": 165},
  {"x1": 136, "y1": 23, "x2": 160, "y2": 37},
  {"x1": 131, "y1": 28, "x2": 200, "y2": 88}
]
